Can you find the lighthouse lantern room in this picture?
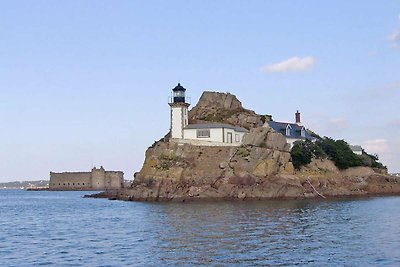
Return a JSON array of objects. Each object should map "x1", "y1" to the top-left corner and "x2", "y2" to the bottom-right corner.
[
  {"x1": 172, "y1": 83, "x2": 187, "y2": 103},
  {"x1": 169, "y1": 83, "x2": 190, "y2": 139}
]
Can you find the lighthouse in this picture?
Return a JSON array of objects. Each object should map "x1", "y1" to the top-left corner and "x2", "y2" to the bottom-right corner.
[{"x1": 169, "y1": 83, "x2": 190, "y2": 139}]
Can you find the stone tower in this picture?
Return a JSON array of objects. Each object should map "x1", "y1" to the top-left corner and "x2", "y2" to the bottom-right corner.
[
  {"x1": 169, "y1": 83, "x2": 190, "y2": 139},
  {"x1": 91, "y1": 166, "x2": 105, "y2": 189}
]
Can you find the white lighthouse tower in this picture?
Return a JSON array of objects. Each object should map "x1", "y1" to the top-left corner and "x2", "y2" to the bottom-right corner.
[{"x1": 169, "y1": 83, "x2": 190, "y2": 139}]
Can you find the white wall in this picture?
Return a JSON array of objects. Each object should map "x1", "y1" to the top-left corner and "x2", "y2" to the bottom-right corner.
[
  {"x1": 171, "y1": 106, "x2": 188, "y2": 139},
  {"x1": 223, "y1": 129, "x2": 246, "y2": 144},
  {"x1": 183, "y1": 127, "x2": 246, "y2": 144},
  {"x1": 236, "y1": 132, "x2": 246, "y2": 143},
  {"x1": 171, "y1": 138, "x2": 242, "y2": 147},
  {"x1": 183, "y1": 128, "x2": 223, "y2": 142}
]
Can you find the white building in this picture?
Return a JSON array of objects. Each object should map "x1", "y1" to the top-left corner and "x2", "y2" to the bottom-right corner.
[
  {"x1": 169, "y1": 83, "x2": 249, "y2": 146},
  {"x1": 350, "y1": 145, "x2": 363, "y2": 155},
  {"x1": 183, "y1": 123, "x2": 248, "y2": 145}
]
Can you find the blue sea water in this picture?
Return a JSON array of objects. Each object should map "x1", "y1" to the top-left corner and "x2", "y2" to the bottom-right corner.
[{"x1": 0, "y1": 190, "x2": 400, "y2": 266}]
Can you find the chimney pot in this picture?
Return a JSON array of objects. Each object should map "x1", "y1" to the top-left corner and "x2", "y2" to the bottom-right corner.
[{"x1": 295, "y1": 110, "x2": 301, "y2": 124}]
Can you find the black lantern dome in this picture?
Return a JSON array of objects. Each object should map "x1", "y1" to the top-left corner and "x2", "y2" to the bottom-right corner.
[{"x1": 172, "y1": 83, "x2": 187, "y2": 103}]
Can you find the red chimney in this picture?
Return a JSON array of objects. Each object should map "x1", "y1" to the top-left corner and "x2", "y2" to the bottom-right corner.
[{"x1": 295, "y1": 110, "x2": 301, "y2": 124}]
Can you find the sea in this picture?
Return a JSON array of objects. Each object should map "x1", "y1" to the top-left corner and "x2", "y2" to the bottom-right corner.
[{"x1": 0, "y1": 190, "x2": 399, "y2": 266}]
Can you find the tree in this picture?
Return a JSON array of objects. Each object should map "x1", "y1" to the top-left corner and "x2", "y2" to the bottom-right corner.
[
  {"x1": 291, "y1": 140, "x2": 325, "y2": 170},
  {"x1": 317, "y1": 138, "x2": 362, "y2": 169},
  {"x1": 290, "y1": 136, "x2": 387, "y2": 171}
]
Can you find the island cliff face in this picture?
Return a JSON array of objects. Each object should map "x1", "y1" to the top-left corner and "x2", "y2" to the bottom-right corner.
[
  {"x1": 129, "y1": 126, "x2": 298, "y2": 201},
  {"x1": 92, "y1": 92, "x2": 400, "y2": 201}
]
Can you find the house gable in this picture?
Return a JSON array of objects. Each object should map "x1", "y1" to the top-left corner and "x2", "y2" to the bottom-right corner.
[
  {"x1": 286, "y1": 124, "x2": 292, "y2": 136},
  {"x1": 266, "y1": 121, "x2": 313, "y2": 140}
]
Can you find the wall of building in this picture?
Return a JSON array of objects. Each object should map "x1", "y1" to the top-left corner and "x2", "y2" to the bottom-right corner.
[
  {"x1": 91, "y1": 167, "x2": 106, "y2": 189},
  {"x1": 183, "y1": 128, "x2": 223, "y2": 142},
  {"x1": 49, "y1": 167, "x2": 124, "y2": 191},
  {"x1": 105, "y1": 171, "x2": 124, "y2": 189},
  {"x1": 49, "y1": 172, "x2": 92, "y2": 190},
  {"x1": 171, "y1": 138, "x2": 242, "y2": 147},
  {"x1": 183, "y1": 128, "x2": 246, "y2": 145},
  {"x1": 171, "y1": 106, "x2": 183, "y2": 138},
  {"x1": 170, "y1": 104, "x2": 188, "y2": 139},
  {"x1": 223, "y1": 128, "x2": 246, "y2": 144}
]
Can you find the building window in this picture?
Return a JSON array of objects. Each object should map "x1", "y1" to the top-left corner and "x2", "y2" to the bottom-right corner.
[
  {"x1": 301, "y1": 128, "x2": 306, "y2": 138},
  {"x1": 197, "y1": 129, "x2": 210, "y2": 138},
  {"x1": 286, "y1": 126, "x2": 291, "y2": 136},
  {"x1": 235, "y1": 134, "x2": 240, "y2": 142}
]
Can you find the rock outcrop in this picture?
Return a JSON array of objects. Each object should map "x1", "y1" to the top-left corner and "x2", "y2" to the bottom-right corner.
[
  {"x1": 88, "y1": 91, "x2": 400, "y2": 202},
  {"x1": 92, "y1": 152, "x2": 400, "y2": 201},
  {"x1": 189, "y1": 91, "x2": 268, "y2": 129},
  {"x1": 123, "y1": 126, "x2": 296, "y2": 201}
]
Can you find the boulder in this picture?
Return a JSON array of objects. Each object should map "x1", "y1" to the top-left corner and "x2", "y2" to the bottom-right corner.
[
  {"x1": 189, "y1": 91, "x2": 266, "y2": 129},
  {"x1": 195, "y1": 91, "x2": 243, "y2": 110},
  {"x1": 242, "y1": 126, "x2": 289, "y2": 151}
]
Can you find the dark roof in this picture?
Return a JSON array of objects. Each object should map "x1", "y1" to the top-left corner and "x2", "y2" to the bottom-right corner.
[
  {"x1": 267, "y1": 121, "x2": 313, "y2": 140},
  {"x1": 184, "y1": 123, "x2": 249, "y2": 133},
  {"x1": 172, "y1": 83, "x2": 186, "y2": 91}
]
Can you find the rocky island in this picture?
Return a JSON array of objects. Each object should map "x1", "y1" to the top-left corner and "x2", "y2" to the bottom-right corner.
[{"x1": 90, "y1": 87, "x2": 400, "y2": 202}]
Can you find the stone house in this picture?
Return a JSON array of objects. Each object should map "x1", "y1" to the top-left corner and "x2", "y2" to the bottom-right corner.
[{"x1": 264, "y1": 111, "x2": 314, "y2": 148}]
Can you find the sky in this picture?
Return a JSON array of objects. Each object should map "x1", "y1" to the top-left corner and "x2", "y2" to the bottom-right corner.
[{"x1": 0, "y1": 1, "x2": 399, "y2": 182}]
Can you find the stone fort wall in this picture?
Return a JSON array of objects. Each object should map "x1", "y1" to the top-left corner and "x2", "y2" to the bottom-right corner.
[{"x1": 49, "y1": 167, "x2": 123, "y2": 191}]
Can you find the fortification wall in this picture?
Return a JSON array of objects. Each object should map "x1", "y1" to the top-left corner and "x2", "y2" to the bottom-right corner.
[
  {"x1": 91, "y1": 168, "x2": 106, "y2": 189},
  {"x1": 49, "y1": 168, "x2": 124, "y2": 191},
  {"x1": 105, "y1": 171, "x2": 124, "y2": 189},
  {"x1": 50, "y1": 172, "x2": 92, "y2": 190}
]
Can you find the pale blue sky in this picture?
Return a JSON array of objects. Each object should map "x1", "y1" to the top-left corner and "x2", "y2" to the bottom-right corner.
[{"x1": 1, "y1": 1, "x2": 399, "y2": 181}]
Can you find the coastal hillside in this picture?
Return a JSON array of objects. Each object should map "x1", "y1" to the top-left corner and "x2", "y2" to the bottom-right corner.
[{"x1": 92, "y1": 91, "x2": 400, "y2": 201}]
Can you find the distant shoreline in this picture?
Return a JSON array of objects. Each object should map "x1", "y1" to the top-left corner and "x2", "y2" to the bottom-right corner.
[{"x1": 0, "y1": 180, "x2": 49, "y2": 190}]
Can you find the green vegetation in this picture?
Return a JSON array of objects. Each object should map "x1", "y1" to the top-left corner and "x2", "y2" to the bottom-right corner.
[
  {"x1": 203, "y1": 113, "x2": 224, "y2": 123},
  {"x1": 308, "y1": 130, "x2": 323, "y2": 140},
  {"x1": 238, "y1": 146, "x2": 250, "y2": 157},
  {"x1": 158, "y1": 154, "x2": 184, "y2": 170},
  {"x1": 260, "y1": 114, "x2": 272, "y2": 124},
  {"x1": 200, "y1": 109, "x2": 244, "y2": 123},
  {"x1": 291, "y1": 137, "x2": 386, "y2": 171},
  {"x1": 260, "y1": 115, "x2": 267, "y2": 124},
  {"x1": 359, "y1": 152, "x2": 386, "y2": 170},
  {"x1": 317, "y1": 138, "x2": 362, "y2": 169},
  {"x1": 291, "y1": 140, "x2": 325, "y2": 170}
]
